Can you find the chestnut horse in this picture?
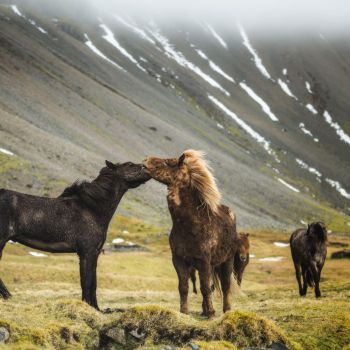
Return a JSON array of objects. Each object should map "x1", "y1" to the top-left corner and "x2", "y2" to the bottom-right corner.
[
  {"x1": 190, "y1": 232, "x2": 250, "y2": 293},
  {"x1": 234, "y1": 232, "x2": 250, "y2": 286},
  {"x1": 144, "y1": 150, "x2": 238, "y2": 317}
]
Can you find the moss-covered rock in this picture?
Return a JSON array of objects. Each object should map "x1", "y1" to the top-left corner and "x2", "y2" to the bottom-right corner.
[{"x1": 102, "y1": 305, "x2": 300, "y2": 350}]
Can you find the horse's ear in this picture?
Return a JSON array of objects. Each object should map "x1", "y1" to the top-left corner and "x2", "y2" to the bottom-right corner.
[
  {"x1": 105, "y1": 160, "x2": 117, "y2": 169},
  {"x1": 178, "y1": 153, "x2": 186, "y2": 165}
]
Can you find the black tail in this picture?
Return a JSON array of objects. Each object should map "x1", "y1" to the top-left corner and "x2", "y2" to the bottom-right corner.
[
  {"x1": 306, "y1": 270, "x2": 314, "y2": 287},
  {"x1": 0, "y1": 278, "x2": 11, "y2": 299}
]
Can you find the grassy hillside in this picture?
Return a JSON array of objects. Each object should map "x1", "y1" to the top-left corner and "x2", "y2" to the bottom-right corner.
[{"x1": 0, "y1": 216, "x2": 349, "y2": 349}]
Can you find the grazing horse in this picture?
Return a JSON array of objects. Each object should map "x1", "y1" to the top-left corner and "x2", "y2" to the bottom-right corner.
[
  {"x1": 0, "y1": 161, "x2": 150, "y2": 309},
  {"x1": 144, "y1": 150, "x2": 238, "y2": 317},
  {"x1": 189, "y1": 232, "x2": 250, "y2": 293},
  {"x1": 290, "y1": 222, "x2": 327, "y2": 298}
]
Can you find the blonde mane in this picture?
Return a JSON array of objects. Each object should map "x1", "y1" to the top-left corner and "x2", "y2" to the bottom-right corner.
[{"x1": 183, "y1": 150, "x2": 221, "y2": 213}]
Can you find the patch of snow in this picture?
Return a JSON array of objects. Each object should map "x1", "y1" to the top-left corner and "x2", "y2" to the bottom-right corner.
[
  {"x1": 325, "y1": 178, "x2": 350, "y2": 200},
  {"x1": 276, "y1": 178, "x2": 300, "y2": 193},
  {"x1": 206, "y1": 24, "x2": 227, "y2": 49},
  {"x1": 249, "y1": 254, "x2": 256, "y2": 258},
  {"x1": 84, "y1": 34, "x2": 125, "y2": 71},
  {"x1": 208, "y1": 95, "x2": 280, "y2": 162},
  {"x1": 237, "y1": 22, "x2": 272, "y2": 80},
  {"x1": 29, "y1": 252, "x2": 48, "y2": 258},
  {"x1": 274, "y1": 242, "x2": 290, "y2": 247},
  {"x1": 259, "y1": 256, "x2": 284, "y2": 262},
  {"x1": 240, "y1": 82, "x2": 278, "y2": 122},
  {"x1": 305, "y1": 81, "x2": 313, "y2": 94},
  {"x1": 112, "y1": 238, "x2": 125, "y2": 244},
  {"x1": 295, "y1": 158, "x2": 322, "y2": 179},
  {"x1": 323, "y1": 110, "x2": 350, "y2": 146},
  {"x1": 122, "y1": 230, "x2": 129, "y2": 234},
  {"x1": 0, "y1": 147, "x2": 14, "y2": 156},
  {"x1": 114, "y1": 15, "x2": 156, "y2": 45},
  {"x1": 148, "y1": 23, "x2": 230, "y2": 96},
  {"x1": 278, "y1": 79, "x2": 298, "y2": 100},
  {"x1": 139, "y1": 57, "x2": 148, "y2": 62},
  {"x1": 299, "y1": 123, "x2": 318, "y2": 143},
  {"x1": 52, "y1": 18, "x2": 58, "y2": 23},
  {"x1": 306, "y1": 104, "x2": 318, "y2": 114},
  {"x1": 217, "y1": 123, "x2": 224, "y2": 129},
  {"x1": 282, "y1": 68, "x2": 287, "y2": 75},
  {"x1": 27, "y1": 18, "x2": 47, "y2": 33},
  {"x1": 10, "y1": 4, "x2": 23, "y2": 17},
  {"x1": 100, "y1": 23, "x2": 146, "y2": 73},
  {"x1": 300, "y1": 220, "x2": 307, "y2": 225},
  {"x1": 11, "y1": 5, "x2": 47, "y2": 34},
  {"x1": 195, "y1": 49, "x2": 235, "y2": 83},
  {"x1": 9, "y1": 240, "x2": 17, "y2": 244}
]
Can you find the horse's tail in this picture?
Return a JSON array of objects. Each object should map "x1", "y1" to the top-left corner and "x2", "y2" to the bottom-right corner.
[
  {"x1": 306, "y1": 269, "x2": 315, "y2": 287},
  {"x1": 0, "y1": 279, "x2": 11, "y2": 299}
]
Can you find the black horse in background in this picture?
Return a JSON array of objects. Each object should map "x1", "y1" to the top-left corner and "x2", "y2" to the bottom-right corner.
[
  {"x1": 290, "y1": 222, "x2": 327, "y2": 298},
  {"x1": 0, "y1": 161, "x2": 150, "y2": 309}
]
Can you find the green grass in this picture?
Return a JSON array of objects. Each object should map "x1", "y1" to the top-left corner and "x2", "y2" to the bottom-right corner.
[{"x1": 0, "y1": 218, "x2": 349, "y2": 349}]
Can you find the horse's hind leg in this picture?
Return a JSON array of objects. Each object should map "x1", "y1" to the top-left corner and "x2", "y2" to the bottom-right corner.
[
  {"x1": 293, "y1": 262, "x2": 303, "y2": 296},
  {"x1": 301, "y1": 266, "x2": 308, "y2": 296},
  {"x1": 219, "y1": 260, "x2": 233, "y2": 313},
  {"x1": 0, "y1": 240, "x2": 11, "y2": 299},
  {"x1": 189, "y1": 267, "x2": 197, "y2": 294}
]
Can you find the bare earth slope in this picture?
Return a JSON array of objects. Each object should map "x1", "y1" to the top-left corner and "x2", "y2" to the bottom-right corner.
[{"x1": 0, "y1": 0, "x2": 349, "y2": 231}]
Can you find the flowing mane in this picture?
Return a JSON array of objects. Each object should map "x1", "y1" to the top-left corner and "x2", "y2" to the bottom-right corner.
[{"x1": 183, "y1": 149, "x2": 221, "y2": 213}]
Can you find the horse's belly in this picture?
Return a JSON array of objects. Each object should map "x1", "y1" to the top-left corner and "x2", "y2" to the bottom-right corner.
[{"x1": 14, "y1": 235, "x2": 76, "y2": 253}]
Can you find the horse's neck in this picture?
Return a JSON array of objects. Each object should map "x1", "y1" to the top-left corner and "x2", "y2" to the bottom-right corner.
[
  {"x1": 167, "y1": 185, "x2": 206, "y2": 222},
  {"x1": 92, "y1": 177, "x2": 127, "y2": 222}
]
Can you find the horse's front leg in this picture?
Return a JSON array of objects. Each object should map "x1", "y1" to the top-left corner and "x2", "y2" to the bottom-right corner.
[
  {"x1": 310, "y1": 262, "x2": 321, "y2": 298},
  {"x1": 79, "y1": 251, "x2": 99, "y2": 310},
  {"x1": 172, "y1": 255, "x2": 190, "y2": 314},
  {"x1": 0, "y1": 239, "x2": 11, "y2": 299},
  {"x1": 198, "y1": 261, "x2": 215, "y2": 318}
]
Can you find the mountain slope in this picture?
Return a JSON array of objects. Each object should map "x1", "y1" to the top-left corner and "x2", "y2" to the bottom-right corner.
[{"x1": 0, "y1": 1, "x2": 349, "y2": 231}]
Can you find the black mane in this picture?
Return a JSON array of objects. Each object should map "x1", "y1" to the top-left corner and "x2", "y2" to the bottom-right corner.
[{"x1": 59, "y1": 167, "x2": 119, "y2": 210}]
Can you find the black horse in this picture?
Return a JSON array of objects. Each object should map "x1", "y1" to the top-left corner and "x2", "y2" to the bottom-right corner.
[
  {"x1": 0, "y1": 161, "x2": 150, "y2": 309},
  {"x1": 290, "y1": 222, "x2": 327, "y2": 298}
]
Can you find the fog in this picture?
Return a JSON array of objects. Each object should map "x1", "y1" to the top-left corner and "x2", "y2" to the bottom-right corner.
[
  {"x1": 85, "y1": 0, "x2": 350, "y2": 33},
  {"x1": 13, "y1": 0, "x2": 350, "y2": 36}
]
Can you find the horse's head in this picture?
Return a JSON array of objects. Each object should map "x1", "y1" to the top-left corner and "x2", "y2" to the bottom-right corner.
[
  {"x1": 105, "y1": 160, "x2": 151, "y2": 188},
  {"x1": 142, "y1": 153, "x2": 188, "y2": 186},
  {"x1": 307, "y1": 222, "x2": 327, "y2": 242},
  {"x1": 238, "y1": 233, "x2": 250, "y2": 262}
]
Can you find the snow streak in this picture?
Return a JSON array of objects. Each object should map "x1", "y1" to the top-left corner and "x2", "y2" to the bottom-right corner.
[
  {"x1": 240, "y1": 82, "x2": 278, "y2": 122},
  {"x1": 209, "y1": 95, "x2": 279, "y2": 162},
  {"x1": 237, "y1": 22, "x2": 272, "y2": 80}
]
